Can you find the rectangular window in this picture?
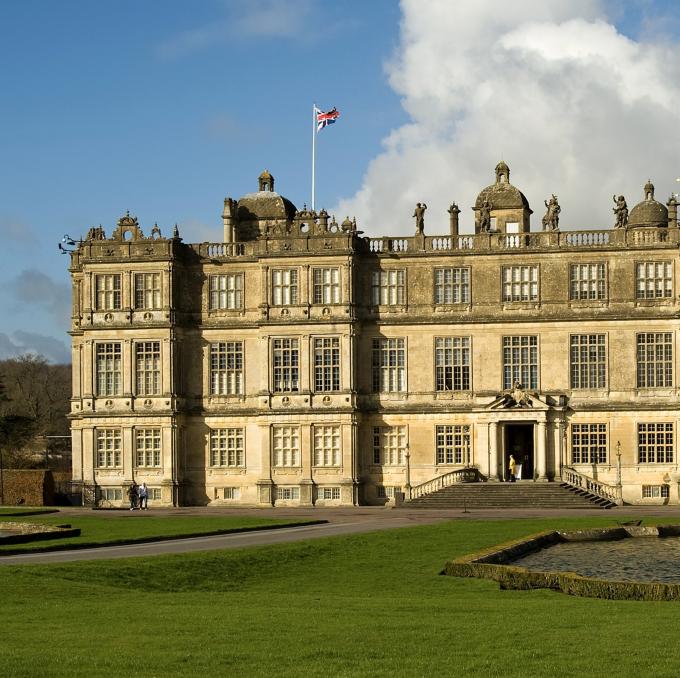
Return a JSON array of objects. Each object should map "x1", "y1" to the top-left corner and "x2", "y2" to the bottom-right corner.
[
  {"x1": 99, "y1": 487, "x2": 123, "y2": 502},
  {"x1": 276, "y1": 486, "x2": 300, "y2": 500},
  {"x1": 134, "y1": 273, "x2": 161, "y2": 309},
  {"x1": 210, "y1": 342, "x2": 243, "y2": 395},
  {"x1": 313, "y1": 337, "x2": 340, "y2": 392},
  {"x1": 435, "y1": 337, "x2": 470, "y2": 391},
  {"x1": 435, "y1": 425, "x2": 471, "y2": 465},
  {"x1": 273, "y1": 426, "x2": 300, "y2": 467},
  {"x1": 570, "y1": 263, "x2": 606, "y2": 301},
  {"x1": 313, "y1": 425, "x2": 341, "y2": 466},
  {"x1": 96, "y1": 343, "x2": 122, "y2": 396},
  {"x1": 321, "y1": 487, "x2": 341, "y2": 500},
  {"x1": 502, "y1": 336, "x2": 538, "y2": 390},
  {"x1": 570, "y1": 335, "x2": 606, "y2": 389},
  {"x1": 272, "y1": 269, "x2": 298, "y2": 306},
  {"x1": 371, "y1": 270, "x2": 405, "y2": 306},
  {"x1": 372, "y1": 426, "x2": 407, "y2": 465},
  {"x1": 209, "y1": 273, "x2": 243, "y2": 310},
  {"x1": 96, "y1": 429, "x2": 122, "y2": 468},
  {"x1": 434, "y1": 267, "x2": 470, "y2": 305},
  {"x1": 95, "y1": 274, "x2": 122, "y2": 310},
  {"x1": 377, "y1": 485, "x2": 401, "y2": 499},
  {"x1": 636, "y1": 262, "x2": 672, "y2": 299},
  {"x1": 223, "y1": 487, "x2": 241, "y2": 500},
  {"x1": 135, "y1": 428, "x2": 161, "y2": 468},
  {"x1": 642, "y1": 485, "x2": 669, "y2": 499},
  {"x1": 313, "y1": 268, "x2": 340, "y2": 304},
  {"x1": 638, "y1": 423, "x2": 674, "y2": 463},
  {"x1": 135, "y1": 341, "x2": 161, "y2": 395},
  {"x1": 571, "y1": 424, "x2": 607, "y2": 464},
  {"x1": 502, "y1": 266, "x2": 538, "y2": 302},
  {"x1": 149, "y1": 488, "x2": 162, "y2": 501},
  {"x1": 272, "y1": 338, "x2": 299, "y2": 392},
  {"x1": 372, "y1": 338, "x2": 406, "y2": 392},
  {"x1": 210, "y1": 428, "x2": 245, "y2": 467},
  {"x1": 636, "y1": 333, "x2": 673, "y2": 388}
]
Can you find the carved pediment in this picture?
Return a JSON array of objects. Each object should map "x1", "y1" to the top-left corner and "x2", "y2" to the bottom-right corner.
[{"x1": 485, "y1": 383, "x2": 563, "y2": 411}]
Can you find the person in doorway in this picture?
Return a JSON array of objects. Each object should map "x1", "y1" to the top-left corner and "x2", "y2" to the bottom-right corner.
[
  {"x1": 138, "y1": 482, "x2": 148, "y2": 510},
  {"x1": 127, "y1": 482, "x2": 138, "y2": 510},
  {"x1": 508, "y1": 455, "x2": 517, "y2": 482}
]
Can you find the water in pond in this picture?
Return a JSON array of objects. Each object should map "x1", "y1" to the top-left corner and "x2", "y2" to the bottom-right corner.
[{"x1": 512, "y1": 537, "x2": 680, "y2": 583}]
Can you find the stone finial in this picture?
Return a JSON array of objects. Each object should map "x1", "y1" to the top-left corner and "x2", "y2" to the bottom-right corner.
[
  {"x1": 258, "y1": 169, "x2": 274, "y2": 192},
  {"x1": 495, "y1": 160, "x2": 510, "y2": 184},
  {"x1": 644, "y1": 179, "x2": 655, "y2": 201},
  {"x1": 448, "y1": 202, "x2": 460, "y2": 238},
  {"x1": 172, "y1": 224, "x2": 180, "y2": 239}
]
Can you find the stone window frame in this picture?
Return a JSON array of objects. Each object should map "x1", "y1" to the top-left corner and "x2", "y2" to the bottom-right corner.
[
  {"x1": 312, "y1": 267, "x2": 341, "y2": 305},
  {"x1": 312, "y1": 336, "x2": 341, "y2": 393},
  {"x1": 636, "y1": 332, "x2": 673, "y2": 388},
  {"x1": 135, "y1": 341, "x2": 161, "y2": 396},
  {"x1": 501, "y1": 265, "x2": 539, "y2": 303},
  {"x1": 271, "y1": 337, "x2": 299, "y2": 393},
  {"x1": 272, "y1": 425, "x2": 301, "y2": 468},
  {"x1": 96, "y1": 428, "x2": 122, "y2": 469},
  {"x1": 95, "y1": 273, "x2": 122, "y2": 311},
  {"x1": 434, "y1": 336, "x2": 471, "y2": 391},
  {"x1": 435, "y1": 424, "x2": 471, "y2": 465},
  {"x1": 209, "y1": 428, "x2": 245, "y2": 468},
  {"x1": 135, "y1": 428, "x2": 162, "y2": 468},
  {"x1": 570, "y1": 423, "x2": 607, "y2": 464},
  {"x1": 313, "y1": 424, "x2": 342, "y2": 467},
  {"x1": 371, "y1": 269, "x2": 406, "y2": 306},
  {"x1": 271, "y1": 268, "x2": 299, "y2": 306},
  {"x1": 569, "y1": 262, "x2": 607, "y2": 301},
  {"x1": 377, "y1": 485, "x2": 402, "y2": 499},
  {"x1": 95, "y1": 342, "x2": 122, "y2": 396},
  {"x1": 569, "y1": 334, "x2": 607, "y2": 389},
  {"x1": 637, "y1": 422, "x2": 674, "y2": 464},
  {"x1": 371, "y1": 337, "x2": 406, "y2": 393},
  {"x1": 134, "y1": 272, "x2": 162, "y2": 310},
  {"x1": 502, "y1": 335, "x2": 539, "y2": 390},
  {"x1": 642, "y1": 484, "x2": 670, "y2": 498},
  {"x1": 209, "y1": 272, "x2": 244, "y2": 311},
  {"x1": 320, "y1": 487, "x2": 341, "y2": 500},
  {"x1": 276, "y1": 486, "x2": 300, "y2": 500},
  {"x1": 635, "y1": 261, "x2": 673, "y2": 300},
  {"x1": 209, "y1": 341, "x2": 244, "y2": 396},
  {"x1": 372, "y1": 425, "x2": 408, "y2": 466},
  {"x1": 433, "y1": 266, "x2": 470, "y2": 305}
]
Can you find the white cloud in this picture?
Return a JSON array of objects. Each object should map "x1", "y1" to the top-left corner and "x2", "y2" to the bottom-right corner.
[
  {"x1": 0, "y1": 331, "x2": 69, "y2": 364},
  {"x1": 334, "y1": 0, "x2": 680, "y2": 236}
]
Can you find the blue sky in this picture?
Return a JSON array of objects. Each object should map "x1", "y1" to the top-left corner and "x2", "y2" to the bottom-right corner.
[{"x1": 0, "y1": 1, "x2": 678, "y2": 363}]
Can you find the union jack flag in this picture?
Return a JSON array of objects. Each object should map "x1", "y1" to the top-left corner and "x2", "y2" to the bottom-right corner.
[{"x1": 315, "y1": 106, "x2": 340, "y2": 132}]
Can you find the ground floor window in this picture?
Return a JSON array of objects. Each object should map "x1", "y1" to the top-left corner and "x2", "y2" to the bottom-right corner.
[
  {"x1": 642, "y1": 485, "x2": 669, "y2": 499},
  {"x1": 149, "y1": 488, "x2": 162, "y2": 501},
  {"x1": 221, "y1": 487, "x2": 241, "y2": 500},
  {"x1": 435, "y1": 425, "x2": 471, "y2": 465},
  {"x1": 372, "y1": 426, "x2": 407, "y2": 465},
  {"x1": 377, "y1": 485, "x2": 401, "y2": 499},
  {"x1": 98, "y1": 487, "x2": 122, "y2": 502},
  {"x1": 276, "y1": 486, "x2": 300, "y2": 500},
  {"x1": 320, "y1": 487, "x2": 341, "y2": 500},
  {"x1": 571, "y1": 424, "x2": 607, "y2": 464},
  {"x1": 638, "y1": 423, "x2": 674, "y2": 463}
]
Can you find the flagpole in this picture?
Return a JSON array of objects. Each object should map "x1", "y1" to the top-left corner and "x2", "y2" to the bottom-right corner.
[{"x1": 311, "y1": 103, "x2": 316, "y2": 211}]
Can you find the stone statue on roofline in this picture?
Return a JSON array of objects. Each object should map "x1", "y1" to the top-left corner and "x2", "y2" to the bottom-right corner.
[
  {"x1": 613, "y1": 195, "x2": 628, "y2": 228},
  {"x1": 413, "y1": 202, "x2": 427, "y2": 234},
  {"x1": 541, "y1": 194, "x2": 561, "y2": 231},
  {"x1": 478, "y1": 198, "x2": 492, "y2": 232}
]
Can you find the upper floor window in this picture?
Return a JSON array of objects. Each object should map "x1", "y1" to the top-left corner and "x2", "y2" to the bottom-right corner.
[
  {"x1": 638, "y1": 423, "x2": 674, "y2": 463},
  {"x1": 502, "y1": 265, "x2": 538, "y2": 302},
  {"x1": 313, "y1": 425, "x2": 341, "y2": 466},
  {"x1": 372, "y1": 426, "x2": 407, "y2": 465},
  {"x1": 273, "y1": 426, "x2": 300, "y2": 467},
  {"x1": 272, "y1": 338, "x2": 299, "y2": 392},
  {"x1": 135, "y1": 428, "x2": 161, "y2": 468},
  {"x1": 313, "y1": 337, "x2": 340, "y2": 392},
  {"x1": 210, "y1": 341, "x2": 243, "y2": 395},
  {"x1": 636, "y1": 333, "x2": 672, "y2": 388},
  {"x1": 434, "y1": 267, "x2": 470, "y2": 305},
  {"x1": 96, "y1": 429, "x2": 122, "y2": 468},
  {"x1": 313, "y1": 268, "x2": 340, "y2": 304},
  {"x1": 372, "y1": 338, "x2": 406, "y2": 392},
  {"x1": 95, "y1": 274, "x2": 121, "y2": 310},
  {"x1": 636, "y1": 262, "x2": 672, "y2": 299},
  {"x1": 96, "y1": 343, "x2": 122, "y2": 396},
  {"x1": 570, "y1": 263, "x2": 606, "y2": 301},
  {"x1": 435, "y1": 337, "x2": 470, "y2": 391},
  {"x1": 571, "y1": 423, "x2": 607, "y2": 464},
  {"x1": 134, "y1": 273, "x2": 161, "y2": 310},
  {"x1": 135, "y1": 341, "x2": 161, "y2": 395},
  {"x1": 436, "y1": 425, "x2": 471, "y2": 465},
  {"x1": 570, "y1": 334, "x2": 606, "y2": 389},
  {"x1": 502, "y1": 336, "x2": 538, "y2": 390},
  {"x1": 209, "y1": 273, "x2": 243, "y2": 310},
  {"x1": 272, "y1": 269, "x2": 298, "y2": 306},
  {"x1": 371, "y1": 270, "x2": 405, "y2": 306},
  {"x1": 210, "y1": 428, "x2": 245, "y2": 467}
]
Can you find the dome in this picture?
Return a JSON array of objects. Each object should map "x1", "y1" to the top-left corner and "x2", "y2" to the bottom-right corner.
[
  {"x1": 629, "y1": 181, "x2": 668, "y2": 227},
  {"x1": 236, "y1": 191, "x2": 297, "y2": 221},
  {"x1": 474, "y1": 161, "x2": 531, "y2": 211}
]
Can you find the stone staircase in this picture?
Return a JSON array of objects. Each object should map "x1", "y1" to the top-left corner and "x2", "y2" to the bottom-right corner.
[{"x1": 405, "y1": 481, "x2": 616, "y2": 509}]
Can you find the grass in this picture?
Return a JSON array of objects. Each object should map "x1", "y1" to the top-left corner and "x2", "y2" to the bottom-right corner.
[
  {"x1": 1, "y1": 514, "x2": 679, "y2": 677},
  {"x1": 0, "y1": 513, "x2": 323, "y2": 553}
]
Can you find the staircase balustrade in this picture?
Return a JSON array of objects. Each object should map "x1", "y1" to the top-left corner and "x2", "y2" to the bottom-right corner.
[
  {"x1": 408, "y1": 467, "x2": 480, "y2": 501},
  {"x1": 561, "y1": 466, "x2": 622, "y2": 505}
]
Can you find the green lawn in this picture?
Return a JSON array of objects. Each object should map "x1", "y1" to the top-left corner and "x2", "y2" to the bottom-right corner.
[
  {"x1": 1, "y1": 515, "x2": 678, "y2": 677},
  {"x1": 0, "y1": 513, "x2": 322, "y2": 553}
]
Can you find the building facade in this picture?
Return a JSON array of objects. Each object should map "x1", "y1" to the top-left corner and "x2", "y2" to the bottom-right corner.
[{"x1": 68, "y1": 164, "x2": 680, "y2": 507}]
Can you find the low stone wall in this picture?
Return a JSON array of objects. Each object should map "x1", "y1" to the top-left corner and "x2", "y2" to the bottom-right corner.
[
  {"x1": 0, "y1": 521, "x2": 80, "y2": 545},
  {"x1": 444, "y1": 526, "x2": 680, "y2": 602}
]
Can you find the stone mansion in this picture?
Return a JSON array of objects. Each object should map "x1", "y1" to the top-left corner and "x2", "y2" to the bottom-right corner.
[{"x1": 68, "y1": 163, "x2": 680, "y2": 507}]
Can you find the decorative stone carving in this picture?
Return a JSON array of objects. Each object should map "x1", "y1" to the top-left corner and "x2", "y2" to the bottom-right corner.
[
  {"x1": 613, "y1": 195, "x2": 628, "y2": 228},
  {"x1": 413, "y1": 203, "x2": 427, "y2": 234},
  {"x1": 542, "y1": 194, "x2": 561, "y2": 231}
]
